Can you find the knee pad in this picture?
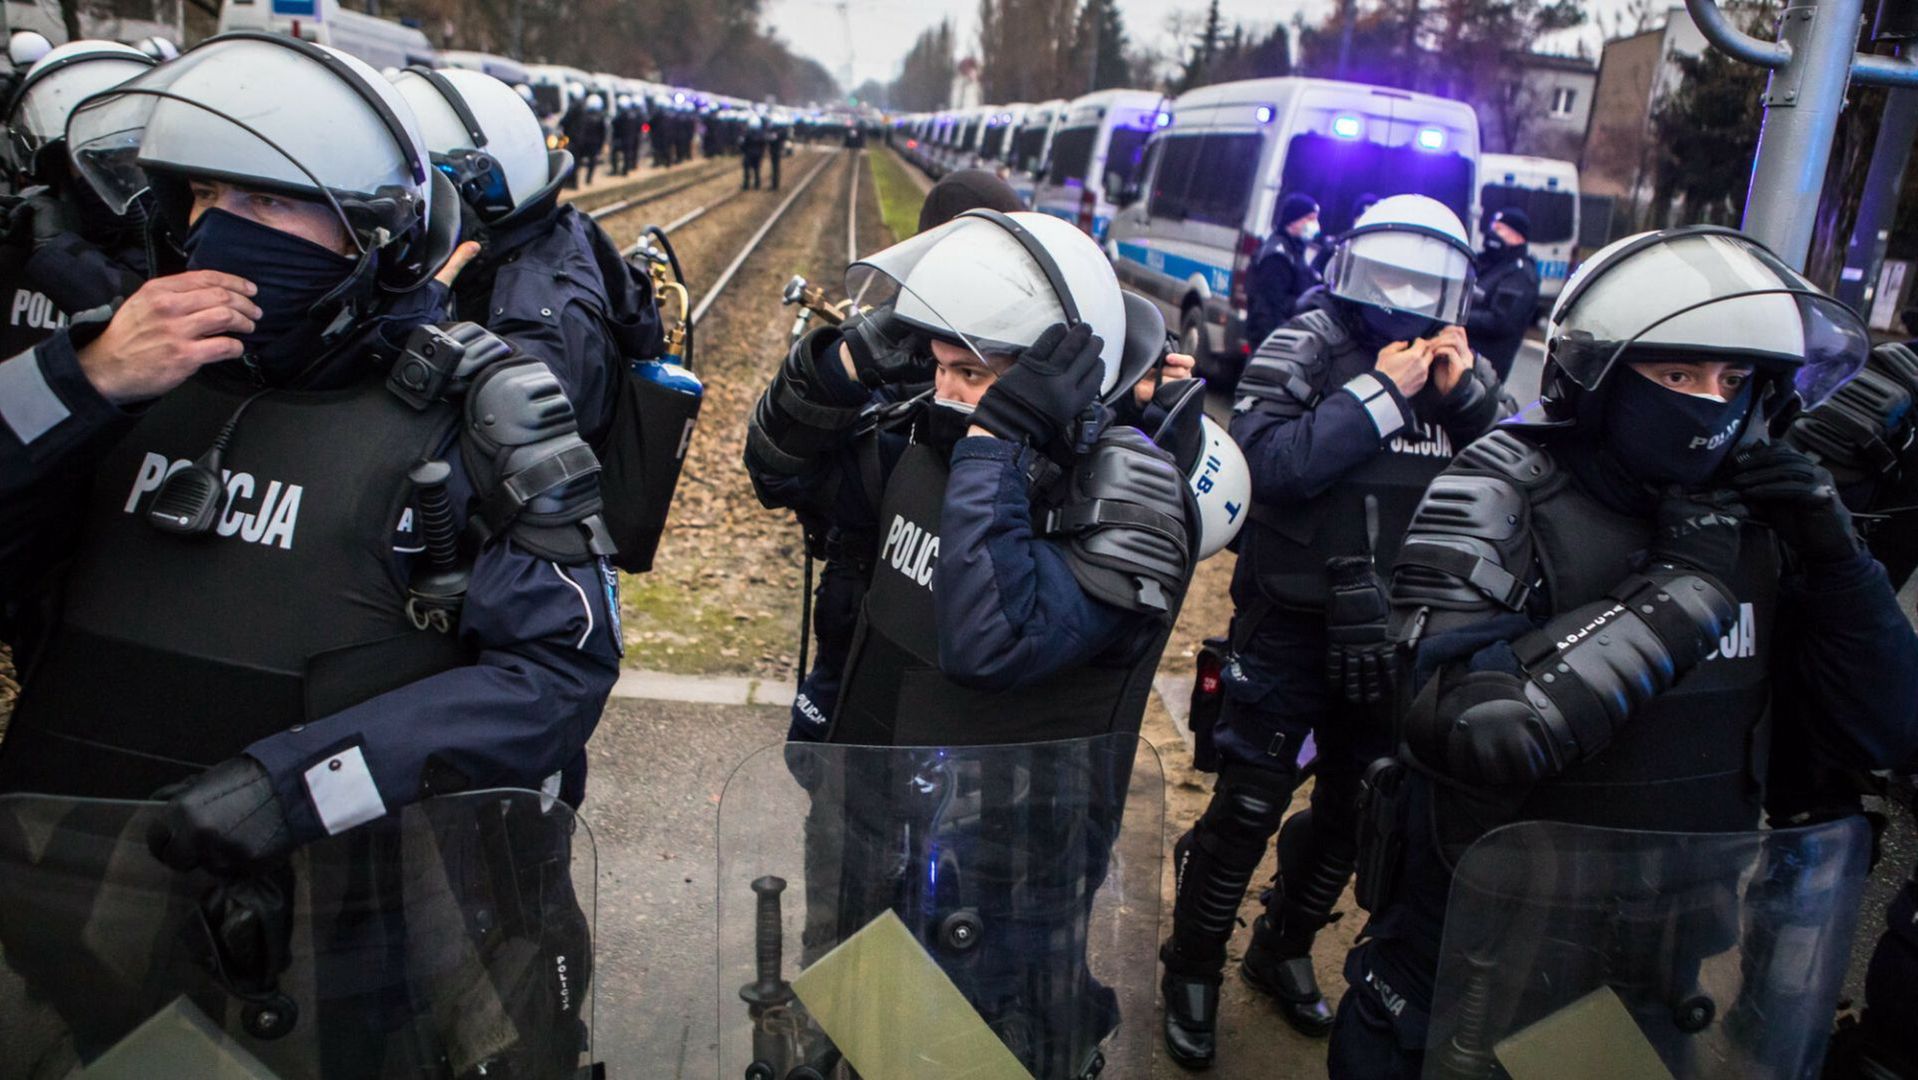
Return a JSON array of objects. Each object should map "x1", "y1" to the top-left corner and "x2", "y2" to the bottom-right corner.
[{"x1": 1195, "y1": 765, "x2": 1295, "y2": 860}]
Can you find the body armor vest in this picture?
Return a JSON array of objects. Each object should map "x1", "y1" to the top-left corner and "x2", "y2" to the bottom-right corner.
[
  {"x1": 0, "y1": 371, "x2": 471, "y2": 798},
  {"x1": 1250, "y1": 312, "x2": 1459, "y2": 610},
  {"x1": 1512, "y1": 444, "x2": 1780, "y2": 832},
  {"x1": 829, "y1": 440, "x2": 1176, "y2": 747}
]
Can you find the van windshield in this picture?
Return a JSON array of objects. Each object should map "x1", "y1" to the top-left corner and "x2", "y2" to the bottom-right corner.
[
  {"x1": 981, "y1": 123, "x2": 1009, "y2": 160},
  {"x1": 1280, "y1": 133, "x2": 1473, "y2": 233},
  {"x1": 1012, "y1": 126, "x2": 1049, "y2": 173},
  {"x1": 1105, "y1": 128, "x2": 1149, "y2": 187},
  {"x1": 1047, "y1": 126, "x2": 1095, "y2": 185},
  {"x1": 1480, "y1": 184, "x2": 1577, "y2": 244}
]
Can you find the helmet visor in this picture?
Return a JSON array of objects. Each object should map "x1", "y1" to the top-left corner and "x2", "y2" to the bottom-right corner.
[
  {"x1": 846, "y1": 214, "x2": 1067, "y2": 367},
  {"x1": 1324, "y1": 227, "x2": 1475, "y2": 324},
  {"x1": 1549, "y1": 232, "x2": 1869, "y2": 408},
  {"x1": 7, "y1": 55, "x2": 152, "y2": 175},
  {"x1": 65, "y1": 38, "x2": 426, "y2": 251}
]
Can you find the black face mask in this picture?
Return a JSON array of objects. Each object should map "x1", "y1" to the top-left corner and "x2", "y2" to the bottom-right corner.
[
  {"x1": 922, "y1": 398, "x2": 978, "y2": 457},
  {"x1": 1601, "y1": 371, "x2": 1754, "y2": 489},
  {"x1": 1357, "y1": 305, "x2": 1442, "y2": 346},
  {"x1": 184, "y1": 209, "x2": 358, "y2": 364}
]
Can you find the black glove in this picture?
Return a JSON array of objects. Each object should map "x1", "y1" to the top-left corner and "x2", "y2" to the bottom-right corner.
[
  {"x1": 1324, "y1": 556, "x2": 1395, "y2": 704},
  {"x1": 148, "y1": 756, "x2": 295, "y2": 875},
  {"x1": 1647, "y1": 489, "x2": 1745, "y2": 581},
  {"x1": 190, "y1": 864, "x2": 296, "y2": 994},
  {"x1": 20, "y1": 188, "x2": 78, "y2": 252},
  {"x1": 1726, "y1": 441, "x2": 1862, "y2": 566},
  {"x1": 840, "y1": 305, "x2": 928, "y2": 386},
  {"x1": 970, "y1": 322, "x2": 1104, "y2": 450}
]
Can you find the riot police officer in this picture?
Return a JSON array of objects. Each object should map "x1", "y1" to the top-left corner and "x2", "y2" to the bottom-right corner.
[
  {"x1": 744, "y1": 208, "x2": 1198, "y2": 1078},
  {"x1": 1159, "y1": 195, "x2": 1507, "y2": 1069},
  {"x1": 1330, "y1": 227, "x2": 1918, "y2": 1078},
  {"x1": 0, "y1": 33, "x2": 620, "y2": 876},
  {"x1": 1464, "y1": 205, "x2": 1542, "y2": 382},
  {"x1": 0, "y1": 41, "x2": 156, "y2": 360},
  {"x1": 1244, "y1": 192, "x2": 1321, "y2": 351}
]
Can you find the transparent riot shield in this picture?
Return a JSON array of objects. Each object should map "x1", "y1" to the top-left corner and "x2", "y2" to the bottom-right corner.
[
  {"x1": 0, "y1": 788, "x2": 595, "y2": 1080},
  {"x1": 1424, "y1": 816, "x2": 1870, "y2": 1080},
  {"x1": 716, "y1": 734, "x2": 1163, "y2": 1080}
]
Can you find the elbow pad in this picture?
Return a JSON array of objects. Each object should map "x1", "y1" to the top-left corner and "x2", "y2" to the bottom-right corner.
[
  {"x1": 461, "y1": 356, "x2": 612, "y2": 562},
  {"x1": 1044, "y1": 426, "x2": 1193, "y2": 616},
  {"x1": 1414, "y1": 572, "x2": 1737, "y2": 785},
  {"x1": 1510, "y1": 571, "x2": 1738, "y2": 769},
  {"x1": 744, "y1": 328, "x2": 867, "y2": 478}
]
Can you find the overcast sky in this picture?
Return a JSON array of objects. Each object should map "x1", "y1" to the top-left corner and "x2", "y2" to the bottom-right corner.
[{"x1": 763, "y1": 0, "x2": 1643, "y2": 92}]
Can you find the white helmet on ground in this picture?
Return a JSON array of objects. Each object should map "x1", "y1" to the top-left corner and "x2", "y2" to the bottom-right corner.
[
  {"x1": 849, "y1": 209, "x2": 1127, "y2": 394},
  {"x1": 1188, "y1": 414, "x2": 1248, "y2": 559},
  {"x1": 6, "y1": 41, "x2": 154, "y2": 180},
  {"x1": 64, "y1": 32, "x2": 457, "y2": 290},
  {"x1": 1322, "y1": 193, "x2": 1476, "y2": 325},
  {"x1": 390, "y1": 65, "x2": 555, "y2": 221}
]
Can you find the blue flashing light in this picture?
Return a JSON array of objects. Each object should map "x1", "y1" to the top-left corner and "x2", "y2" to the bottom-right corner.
[
  {"x1": 1417, "y1": 126, "x2": 1446, "y2": 151},
  {"x1": 1255, "y1": 105, "x2": 1274, "y2": 124},
  {"x1": 1154, "y1": 111, "x2": 1172, "y2": 128},
  {"x1": 1331, "y1": 114, "x2": 1363, "y2": 140}
]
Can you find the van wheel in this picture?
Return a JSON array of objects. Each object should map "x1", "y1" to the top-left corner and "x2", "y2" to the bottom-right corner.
[{"x1": 1180, "y1": 306, "x2": 1207, "y2": 372}]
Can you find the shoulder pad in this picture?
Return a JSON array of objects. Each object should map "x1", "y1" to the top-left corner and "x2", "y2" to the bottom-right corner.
[
  {"x1": 1235, "y1": 324, "x2": 1330, "y2": 416},
  {"x1": 1789, "y1": 366, "x2": 1916, "y2": 477},
  {"x1": 1044, "y1": 426, "x2": 1192, "y2": 617},
  {"x1": 1390, "y1": 463, "x2": 1536, "y2": 614},
  {"x1": 387, "y1": 321, "x2": 515, "y2": 410},
  {"x1": 1450, "y1": 429, "x2": 1556, "y2": 489},
  {"x1": 460, "y1": 355, "x2": 613, "y2": 563},
  {"x1": 1870, "y1": 341, "x2": 1918, "y2": 397}
]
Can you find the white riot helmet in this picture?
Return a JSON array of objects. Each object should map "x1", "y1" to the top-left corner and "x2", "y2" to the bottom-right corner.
[
  {"x1": 134, "y1": 36, "x2": 180, "y2": 62},
  {"x1": 6, "y1": 31, "x2": 51, "y2": 70},
  {"x1": 64, "y1": 32, "x2": 458, "y2": 290},
  {"x1": 390, "y1": 66, "x2": 558, "y2": 222},
  {"x1": 1322, "y1": 193, "x2": 1476, "y2": 335},
  {"x1": 848, "y1": 209, "x2": 1127, "y2": 394},
  {"x1": 1541, "y1": 226, "x2": 1870, "y2": 420},
  {"x1": 6, "y1": 41, "x2": 154, "y2": 181},
  {"x1": 1188, "y1": 414, "x2": 1249, "y2": 558},
  {"x1": 585, "y1": 93, "x2": 604, "y2": 112}
]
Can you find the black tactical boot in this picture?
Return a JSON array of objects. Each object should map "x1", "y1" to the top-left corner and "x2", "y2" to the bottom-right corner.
[
  {"x1": 1239, "y1": 810, "x2": 1353, "y2": 1037},
  {"x1": 1241, "y1": 912, "x2": 1336, "y2": 1036},
  {"x1": 1158, "y1": 773, "x2": 1292, "y2": 1070}
]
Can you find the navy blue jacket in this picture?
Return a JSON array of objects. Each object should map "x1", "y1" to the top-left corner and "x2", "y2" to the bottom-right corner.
[
  {"x1": 745, "y1": 330, "x2": 1144, "y2": 693},
  {"x1": 0, "y1": 312, "x2": 620, "y2": 845},
  {"x1": 1244, "y1": 232, "x2": 1317, "y2": 351},
  {"x1": 456, "y1": 202, "x2": 663, "y2": 446}
]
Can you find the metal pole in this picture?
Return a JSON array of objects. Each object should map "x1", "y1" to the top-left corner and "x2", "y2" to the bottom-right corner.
[
  {"x1": 1337, "y1": 0, "x2": 1357, "y2": 78},
  {"x1": 1743, "y1": 0, "x2": 1865, "y2": 268},
  {"x1": 1834, "y1": 52, "x2": 1917, "y2": 310},
  {"x1": 510, "y1": 0, "x2": 524, "y2": 61}
]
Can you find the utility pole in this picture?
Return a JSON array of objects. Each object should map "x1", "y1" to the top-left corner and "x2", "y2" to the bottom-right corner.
[
  {"x1": 1685, "y1": 0, "x2": 1918, "y2": 271},
  {"x1": 1835, "y1": 0, "x2": 1917, "y2": 311},
  {"x1": 1337, "y1": 0, "x2": 1358, "y2": 78}
]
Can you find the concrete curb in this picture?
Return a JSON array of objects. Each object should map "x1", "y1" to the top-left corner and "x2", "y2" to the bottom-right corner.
[{"x1": 610, "y1": 669, "x2": 772, "y2": 706}]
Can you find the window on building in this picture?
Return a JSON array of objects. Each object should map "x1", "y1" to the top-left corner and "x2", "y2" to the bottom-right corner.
[{"x1": 1550, "y1": 87, "x2": 1578, "y2": 116}]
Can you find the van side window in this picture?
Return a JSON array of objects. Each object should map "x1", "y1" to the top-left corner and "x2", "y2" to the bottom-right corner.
[
  {"x1": 1048, "y1": 127, "x2": 1096, "y2": 186},
  {"x1": 1149, "y1": 134, "x2": 1203, "y2": 219},
  {"x1": 1185, "y1": 133, "x2": 1261, "y2": 228}
]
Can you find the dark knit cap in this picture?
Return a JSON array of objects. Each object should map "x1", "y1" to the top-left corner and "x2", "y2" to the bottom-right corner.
[
  {"x1": 1492, "y1": 206, "x2": 1531, "y2": 240},
  {"x1": 1277, "y1": 192, "x2": 1319, "y2": 229},
  {"x1": 918, "y1": 169, "x2": 1026, "y2": 232}
]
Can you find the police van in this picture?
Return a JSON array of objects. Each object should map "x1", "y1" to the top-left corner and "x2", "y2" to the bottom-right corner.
[
  {"x1": 1006, "y1": 98, "x2": 1067, "y2": 207},
  {"x1": 977, "y1": 103, "x2": 1031, "y2": 173},
  {"x1": 436, "y1": 50, "x2": 531, "y2": 87},
  {"x1": 1476, "y1": 153, "x2": 1580, "y2": 314},
  {"x1": 1031, "y1": 89, "x2": 1164, "y2": 242},
  {"x1": 935, "y1": 106, "x2": 993, "y2": 176},
  {"x1": 217, "y1": 0, "x2": 436, "y2": 70},
  {"x1": 1106, "y1": 77, "x2": 1480, "y2": 386}
]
